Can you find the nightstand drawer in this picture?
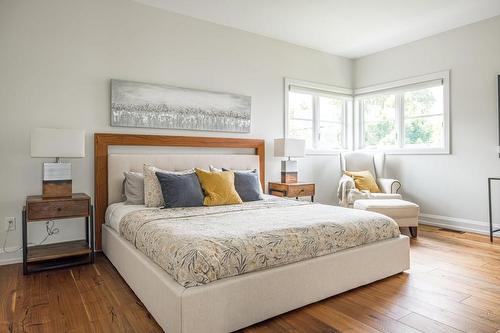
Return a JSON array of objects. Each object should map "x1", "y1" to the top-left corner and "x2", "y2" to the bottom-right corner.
[
  {"x1": 27, "y1": 200, "x2": 89, "y2": 220},
  {"x1": 268, "y1": 182, "x2": 315, "y2": 201},
  {"x1": 287, "y1": 184, "x2": 315, "y2": 197},
  {"x1": 269, "y1": 190, "x2": 285, "y2": 197}
]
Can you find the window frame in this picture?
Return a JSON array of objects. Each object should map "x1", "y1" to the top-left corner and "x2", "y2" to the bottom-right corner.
[
  {"x1": 354, "y1": 70, "x2": 450, "y2": 155},
  {"x1": 284, "y1": 78, "x2": 354, "y2": 155}
]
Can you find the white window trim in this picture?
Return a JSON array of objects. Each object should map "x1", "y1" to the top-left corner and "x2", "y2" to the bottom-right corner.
[
  {"x1": 353, "y1": 70, "x2": 450, "y2": 155},
  {"x1": 284, "y1": 78, "x2": 354, "y2": 155}
]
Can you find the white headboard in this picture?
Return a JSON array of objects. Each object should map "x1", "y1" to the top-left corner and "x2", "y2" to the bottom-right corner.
[
  {"x1": 108, "y1": 153, "x2": 260, "y2": 204},
  {"x1": 95, "y1": 133, "x2": 265, "y2": 250}
]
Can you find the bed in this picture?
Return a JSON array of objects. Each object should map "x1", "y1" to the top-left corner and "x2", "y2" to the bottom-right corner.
[{"x1": 95, "y1": 133, "x2": 410, "y2": 333}]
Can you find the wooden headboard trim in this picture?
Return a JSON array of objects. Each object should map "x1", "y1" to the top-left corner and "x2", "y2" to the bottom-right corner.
[{"x1": 94, "y1": 133, "x2": 265, "y2": 250}]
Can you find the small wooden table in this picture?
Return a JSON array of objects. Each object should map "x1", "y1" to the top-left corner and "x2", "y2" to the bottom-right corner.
[
  {"x1": 23, "y1": 193, "x2": 94, "y2": 274},
  {"x1": 268, "y1": 182, "x2": 315, "y2": 202}
]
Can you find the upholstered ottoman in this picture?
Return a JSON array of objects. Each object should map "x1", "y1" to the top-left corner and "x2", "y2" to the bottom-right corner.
[{"x1": 354, "y1": 199, "x2": 419, "y2": 237}]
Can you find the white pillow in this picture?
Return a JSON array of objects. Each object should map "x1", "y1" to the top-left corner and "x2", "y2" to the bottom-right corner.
[
  {"x1": 123, "y1": 171, "x2": 144, "y2": 205},
  {"x1": 143, "y1": 164, "x2": 194, "y2": 207}
]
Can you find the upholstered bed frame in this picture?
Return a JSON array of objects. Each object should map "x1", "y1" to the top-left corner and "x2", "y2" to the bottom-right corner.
[{"x1": 94, "y1": 133, "x2": 410, "y2": 333}]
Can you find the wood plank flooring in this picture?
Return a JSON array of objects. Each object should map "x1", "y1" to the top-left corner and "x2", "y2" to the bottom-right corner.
[{"x1": 1, "y1": 225, "x2": 499, "y2": 332}]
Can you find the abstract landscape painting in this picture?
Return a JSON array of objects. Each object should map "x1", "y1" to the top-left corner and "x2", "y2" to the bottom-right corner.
[{"x1": 111, "y1": 79, "x2": 251, "y2": 133}]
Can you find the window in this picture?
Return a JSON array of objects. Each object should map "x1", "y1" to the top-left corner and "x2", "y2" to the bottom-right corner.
[
  {"x1": 284, "y1": 72, "x2": 449, "y2": 155},
  {"x1": 288, "y1": 91, "x2": 314, "y2": 148},
  {"x1": 355, "y1": 71, "x2": 449, "y2": 154},
  {"x1": 285, "y1": 79, "x2": 353, "y2": 153},
  {"x1": 403, "y1": 85, "x2": 444, "y2": 148},
  {"x1": 361, "y1": 94, "x2": 397, "y2": 148}
]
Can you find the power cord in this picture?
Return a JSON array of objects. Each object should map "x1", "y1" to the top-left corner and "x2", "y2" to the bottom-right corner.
[
  {"x1": 38, "y1": 220, "x2": 60, "y2": 245},
  {"x1": 2, "y1": 220, "x2": 60, "y2": 254}
]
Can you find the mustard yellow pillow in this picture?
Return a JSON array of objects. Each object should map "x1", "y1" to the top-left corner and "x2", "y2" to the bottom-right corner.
[
  {"x1": 345, "y1": 170, "x2": 381, "y2": 193},
  {"x1": 195, "y1": 168, "x2": 243, "y2": 206}
]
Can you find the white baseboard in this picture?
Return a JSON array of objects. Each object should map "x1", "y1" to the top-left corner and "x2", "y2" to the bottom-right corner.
[
  {"x1": 0, "y1": 256, "x2": 22, "y2": 265},
  {"x1": 0, "y1": 247, "x2": 22, "y2": 266},
  {"x1": 419, "y1": 213, "x2": 500, "y2": 237}
]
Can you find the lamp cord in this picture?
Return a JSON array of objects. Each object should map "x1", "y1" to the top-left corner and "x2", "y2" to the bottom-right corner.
[{"x1": 2, "y1": 220, "x2": 60, "y2": 254}]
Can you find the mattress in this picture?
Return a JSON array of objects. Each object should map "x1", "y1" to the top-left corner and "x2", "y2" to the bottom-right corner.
[
  {"x1": 108, "y1": 196, "x2": 401, "y2": 288},
  {"x1": 105, "y1": 202, "x2": 151, "y2": 232}
]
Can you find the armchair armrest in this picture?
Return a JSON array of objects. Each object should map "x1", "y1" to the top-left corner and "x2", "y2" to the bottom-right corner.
[{"x1": 377, "y1": 178, "x2": 401, "y2": 194}]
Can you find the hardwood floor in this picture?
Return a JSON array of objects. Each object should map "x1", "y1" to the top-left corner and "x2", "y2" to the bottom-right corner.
[{"x1": 1, "y1": 225, "x2": 499, "y2": 332}]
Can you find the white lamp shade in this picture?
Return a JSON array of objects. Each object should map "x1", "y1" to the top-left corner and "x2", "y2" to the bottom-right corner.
[
  {"x1": 274, "y1": 138, "x2": 305, "y2": 158},
  {"x1": 30, "y1": 128, "x2": 85, "y2": 158}
]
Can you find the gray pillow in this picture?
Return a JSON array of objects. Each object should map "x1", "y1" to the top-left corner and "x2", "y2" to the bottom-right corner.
[
  {"x1": 155, "y1": 172, "x2": 204, "y2": 208},
  {"x1": 123, "y1": 172, "x2": 144, "y2": 205},
  {"x1": 222, "y1": 168, "x2": 263, "y2": 202}
]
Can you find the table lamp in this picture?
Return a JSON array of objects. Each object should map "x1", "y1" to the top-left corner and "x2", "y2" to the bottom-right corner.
[
  {"x1": 274, "y1": 138, "x2": 305, "y2": 183},
  {"x1": 30, "y1": 128, "x2": 85, "y2": 198}
]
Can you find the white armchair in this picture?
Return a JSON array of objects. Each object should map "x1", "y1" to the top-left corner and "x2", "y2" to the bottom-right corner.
[{"x1": 338, "y1": 152, "x2": 402, "y2": 207}]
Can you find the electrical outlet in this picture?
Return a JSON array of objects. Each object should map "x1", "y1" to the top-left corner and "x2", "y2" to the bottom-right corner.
[{"x1": 5, "y1": 217, "x2": 16, "y2": 232}]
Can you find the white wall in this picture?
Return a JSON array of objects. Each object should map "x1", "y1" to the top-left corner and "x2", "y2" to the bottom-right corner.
[
  {"x1": 4, "y1": 0, "x2": 499, "y2": 265},
  {"x1": 354, "y1": 15, "x2": 500, "y2": 234},
  {"x1": 0, "y1": 0, "x2": 352, "y2": 263}
]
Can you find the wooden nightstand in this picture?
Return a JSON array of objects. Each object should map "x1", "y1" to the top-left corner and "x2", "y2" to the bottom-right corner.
[
  {"x1": 22, "y1": 193, "x2": 94, "y2": 274},
  {"x1": 268, "y1": 182, "x2": 315, "y2": 202}
]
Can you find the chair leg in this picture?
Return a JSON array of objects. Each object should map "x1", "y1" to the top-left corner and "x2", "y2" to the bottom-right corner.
[{"x1": 409, "y1": 227, "x2": 418, "y2": 238}]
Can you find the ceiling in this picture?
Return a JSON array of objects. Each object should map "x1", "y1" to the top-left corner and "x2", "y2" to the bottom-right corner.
[{"x1": 133, "y1": 0, "x2": 500, "y2": 58}]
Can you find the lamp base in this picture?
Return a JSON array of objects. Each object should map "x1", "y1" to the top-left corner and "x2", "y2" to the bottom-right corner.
[
  {"x1": 42, "y1": 162, "x2": 72, "y2": 198},
  {"x1": 281, "y1": 160, "x2": 298, "y2": 183},
  {"x1": 43, "y1": 180, "x2": 72, "y2": 198}
]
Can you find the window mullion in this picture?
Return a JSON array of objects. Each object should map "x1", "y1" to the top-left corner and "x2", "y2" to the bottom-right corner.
[
  {"x1": 313, "y1": 95, "x2": 320, "y2": 149},
  {"x1": 342, "y1": 101, "x2": 347, "y2": 149},
  {"x1": 396, "y1": 94, "x2": 404, "y2": 148},
  {"x1": 347, "y1": 99, "x2": 354, "y2": 150},
  {"x1": 359, "y1": 100, "x2": 365, "y2": 149}
]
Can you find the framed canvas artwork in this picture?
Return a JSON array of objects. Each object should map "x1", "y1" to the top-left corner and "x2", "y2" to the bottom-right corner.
[{"x1": 111, "y1": 79, "x2": 251, "y2": 133}]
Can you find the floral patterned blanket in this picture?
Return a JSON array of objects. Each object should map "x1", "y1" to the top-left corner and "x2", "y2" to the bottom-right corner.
[{"x1": 119, "y1": 197, "x2": 400, "y2": 287}]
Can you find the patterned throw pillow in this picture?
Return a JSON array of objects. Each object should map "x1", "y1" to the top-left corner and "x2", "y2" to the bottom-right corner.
[
  {"x1": 209, "y1": 165, "x2": 222, "y2": 172},
  {"x1": 194, "y1": 168, "x2": 243, "y2": 206},
  {"x1": 143, "y1": 165, "x2": 194, "y2": 207}
]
